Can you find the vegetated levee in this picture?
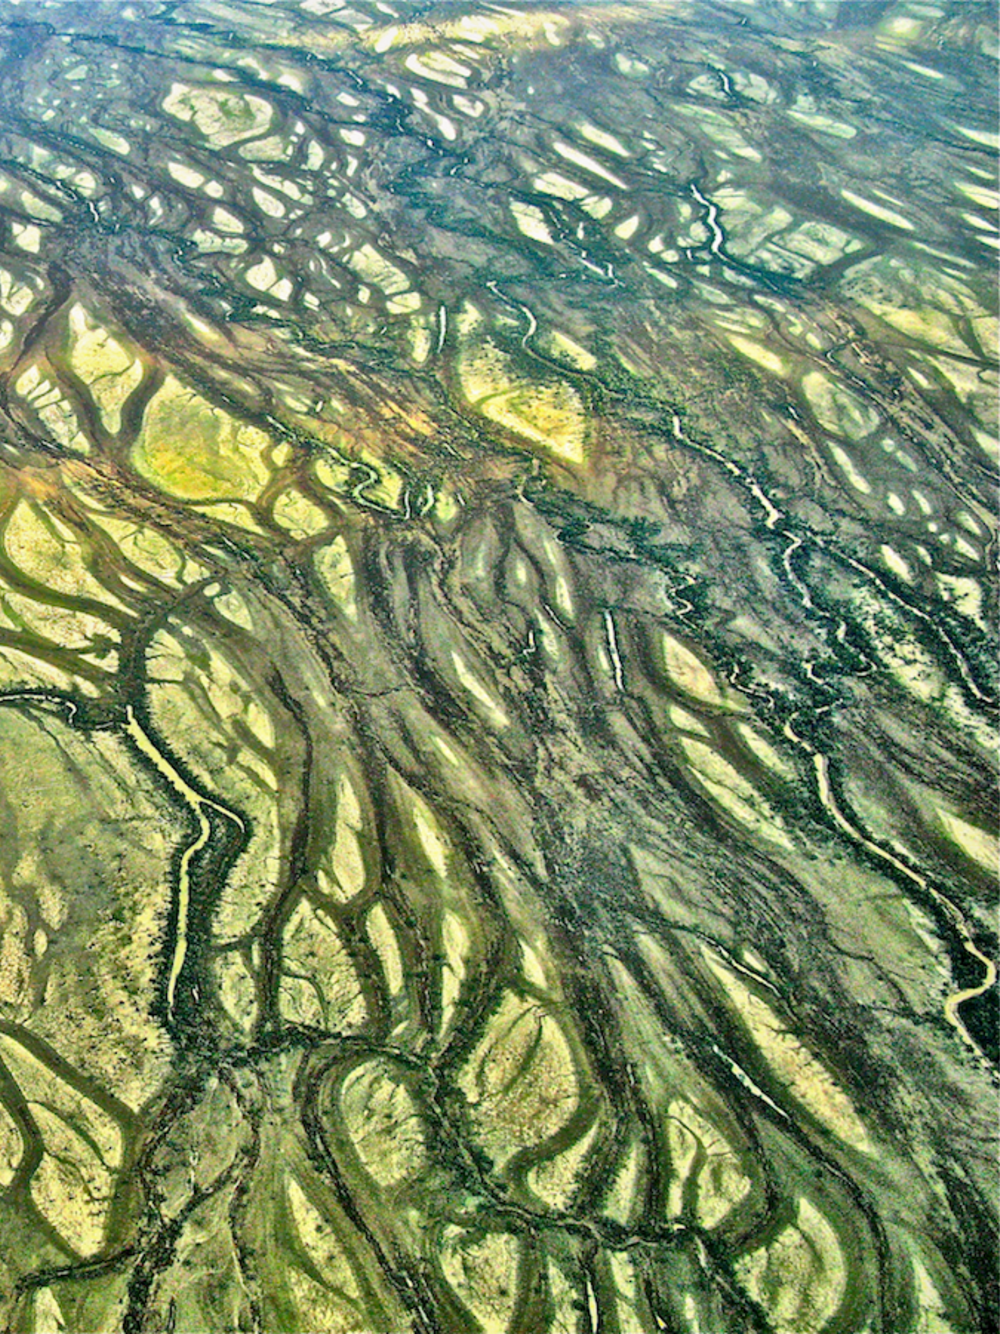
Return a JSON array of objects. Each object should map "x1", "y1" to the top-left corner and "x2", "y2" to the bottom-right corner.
[{"x1": 0, "y1": 0, "x2": 995, "y2": 1331}]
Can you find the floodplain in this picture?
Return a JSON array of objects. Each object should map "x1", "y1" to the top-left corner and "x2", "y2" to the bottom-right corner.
[{"x1": 0, "y1": 1, "x2": 995, "y2": 1332}]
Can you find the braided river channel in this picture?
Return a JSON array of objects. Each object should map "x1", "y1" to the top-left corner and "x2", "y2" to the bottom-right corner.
[{"x1": 0, "y1": 1, "x2": 995, "y2": 1331}]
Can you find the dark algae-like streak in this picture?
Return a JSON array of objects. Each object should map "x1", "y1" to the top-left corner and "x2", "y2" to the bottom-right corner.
[{"x1": 0, "y1": 1, "x2": 995, "y2": 1331}]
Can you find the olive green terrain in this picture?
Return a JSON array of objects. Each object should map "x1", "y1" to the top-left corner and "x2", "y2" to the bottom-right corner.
[{"x1": 0, "y1": 1, "x2": 995, "y2": 1332}]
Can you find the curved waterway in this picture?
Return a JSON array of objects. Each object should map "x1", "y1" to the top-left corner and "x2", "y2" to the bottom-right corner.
[
  {"x1": 123, "y1": 705, "x2": 247, "y2": 1030},
  {"x1": 0, "y1": 3, "x2": 995, "y2": 1333}
]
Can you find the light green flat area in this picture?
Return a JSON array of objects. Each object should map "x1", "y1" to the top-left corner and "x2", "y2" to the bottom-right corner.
[
  {"x1": 736, "y1": 1197, "x2": 847, "y2": 1334},
  {"x1": 162, "y1": 82, "x2": 273, "y2": 147},
  {"x1": 132, "y1": 375, "x2": 272, "y2": 501},
  {"x1": 0, "y1": 714, "x2": 175, "y2": 1243},
  {"x1": 459, "y1": 337, "x2": 588, "y2": 466}
]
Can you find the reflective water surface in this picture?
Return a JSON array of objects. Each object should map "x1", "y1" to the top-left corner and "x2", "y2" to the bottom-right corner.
[{"x1": 0, "y1": 1, "x2": 995, "y2": 1331}]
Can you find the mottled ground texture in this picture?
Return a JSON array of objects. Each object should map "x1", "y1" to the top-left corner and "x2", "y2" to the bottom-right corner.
[{"x1": 0, "y1": 1, "x2": 995, "y2": 1332}]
